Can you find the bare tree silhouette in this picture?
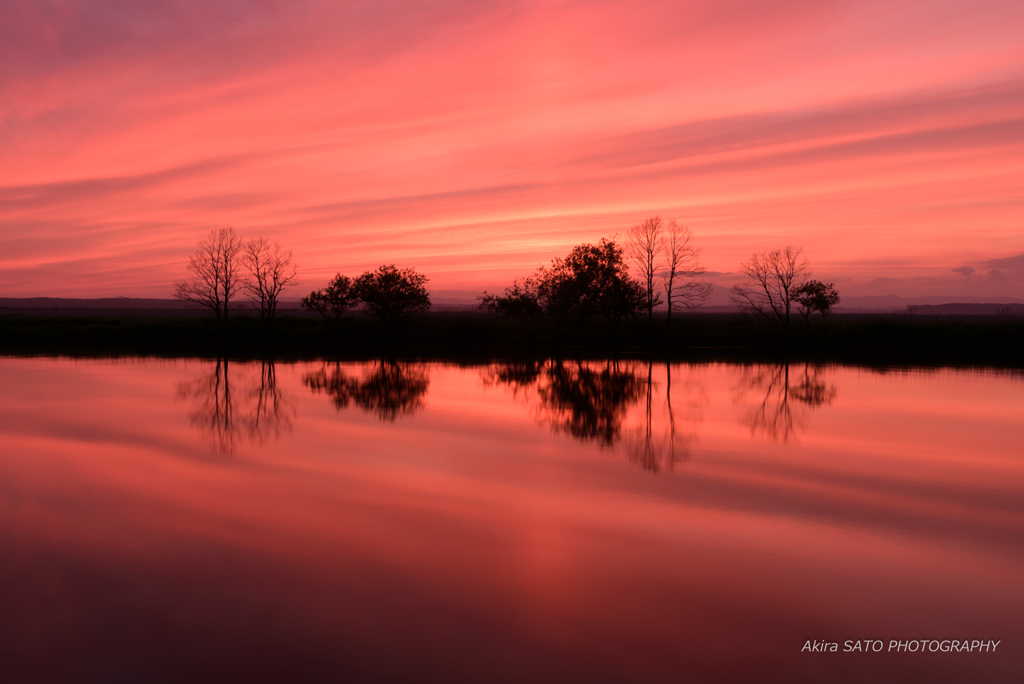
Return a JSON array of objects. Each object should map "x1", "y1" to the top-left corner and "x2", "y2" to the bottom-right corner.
[
  {"x1": 304, "y1": 360, "x2": 430, "y2": 421},
  {"x1": 662, "y1": 222, "x2": 712, "y2": 324},
  {"x1": 626, "y1": 217, "x2": 664, "y2": 325},
  {"x1": 730, "y1": 246, "x2": 810, "y2": 325},
  {"x1": 174, "y1": 226, "x2": 245, "y2": 322},
  {"x1": 242, "y1": 237, "x2": 298, "y2": 320}
]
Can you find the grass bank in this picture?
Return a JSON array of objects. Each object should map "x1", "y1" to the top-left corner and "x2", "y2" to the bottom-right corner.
[{"x1": 0, "y1": 312, "x2": 1021, "y2": 366}]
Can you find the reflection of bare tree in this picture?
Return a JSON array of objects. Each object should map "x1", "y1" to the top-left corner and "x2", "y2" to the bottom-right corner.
[
  {"x1": 666, "y1": 363, "x2": 685, "y2": 465},
  {"x1": 303, "y1": 360, "x2": 429, "y2": 421},
  {"x1": 177, "y1": 358, "x2": 294, "y2": 454},
  {"x1": 244, "y1": 360, "x2": 294, "y2": 444},
  {"x1": 625, "y1": 361, "x2": 659, "y2": 469},
  {"x1": 178, "y1": 358, "x2": 237, "y2": 454},
  {"x1": 621, "y1": 362, "x2": 706, "y2": 472},
  {"x1": 733, "y1": 363, "x2": 836, "y2": 443}
]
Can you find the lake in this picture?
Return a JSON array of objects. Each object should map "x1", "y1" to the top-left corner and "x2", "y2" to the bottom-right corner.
[{"x1": 1, "y1": 357, "x2": 1021, "y2": 682}]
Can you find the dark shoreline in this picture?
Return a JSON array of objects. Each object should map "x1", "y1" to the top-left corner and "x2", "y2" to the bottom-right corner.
[{"x1": 2, "y1": 312, "x2": 1022, "y2": 367}]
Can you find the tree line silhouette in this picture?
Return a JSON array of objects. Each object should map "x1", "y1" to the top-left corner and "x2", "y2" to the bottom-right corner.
[{"x1": 174, "y1": 217, "x2": 840, "y2": 326}]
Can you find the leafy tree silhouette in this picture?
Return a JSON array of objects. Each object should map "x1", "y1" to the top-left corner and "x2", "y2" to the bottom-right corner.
[
  {"x1": 481, "y1": 239, "x2": 645, "y2": 324},
  {"x1": 794, "y1": 280, "x2": 840, "y2": 321},
  {"x1": 301, "y1": 274, "x2": 358, "y2": 320},
  {"x1": 352, "y1": 265, "x2": 431, "y2": 320}
]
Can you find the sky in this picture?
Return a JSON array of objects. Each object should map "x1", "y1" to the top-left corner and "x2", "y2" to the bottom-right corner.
[{"x1": 2, "y1": 0, "x2": 1023, "y2": 301}]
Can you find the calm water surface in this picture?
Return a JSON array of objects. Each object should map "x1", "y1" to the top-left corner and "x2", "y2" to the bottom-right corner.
[{"x1": 1, "y1": 357, "x2": 1021, "y2": 682}]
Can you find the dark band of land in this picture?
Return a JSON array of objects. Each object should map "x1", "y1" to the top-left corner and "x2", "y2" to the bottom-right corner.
[{"x1": 2, "y1": 310, "x2": 1022, "y2": 367}]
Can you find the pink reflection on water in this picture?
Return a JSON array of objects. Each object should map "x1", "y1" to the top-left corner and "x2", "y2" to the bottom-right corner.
[{"x1": 0, "y1": 358, "x2": 1021, "y2": 682}]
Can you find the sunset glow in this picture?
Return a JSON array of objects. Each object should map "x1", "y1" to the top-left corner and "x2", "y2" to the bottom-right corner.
[
  {"x1": 1, "y1": 358, "x2": 1021, "y2": 680},
  {"x1": 2, "y1": 0, "x2": 1023, "y2": 299}
]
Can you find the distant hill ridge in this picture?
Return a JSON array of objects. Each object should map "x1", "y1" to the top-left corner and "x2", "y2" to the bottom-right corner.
[{"x1": 0, "y1": 297, "x2": 207, "y2": 309}]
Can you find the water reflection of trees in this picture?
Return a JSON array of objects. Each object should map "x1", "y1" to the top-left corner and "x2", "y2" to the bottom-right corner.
[
  {"x1": 482, "y1": 360, "x2": 707, "y2": 472},
  {"x1": 245, "y1": 360, "x2": 293, "y2": 443},
  {"x1": 176, "y1": 359, "x2": 294, "y2": 454},
  {"x1": 733, "y1": 363, "x2": 836, "y2": 443},
  {"x1": 303, "y1": 360, "x2": 429, "y2": 421},
  {"x1": 622, "y1": 363, "x2": 706, "y2": 472},
  {"x1": 538, "y1": 361, "x2": 644, "y2": 445}
]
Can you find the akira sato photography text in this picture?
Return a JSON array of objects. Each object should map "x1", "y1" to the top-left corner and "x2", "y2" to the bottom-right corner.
[{"x1": 802, "y1": 640, "x2": 1001, "y2": 653}]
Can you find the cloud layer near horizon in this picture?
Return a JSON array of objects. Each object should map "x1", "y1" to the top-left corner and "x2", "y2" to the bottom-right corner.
[{"x1": 2, "y1": 0, "x2": 1023, "y2": 298}]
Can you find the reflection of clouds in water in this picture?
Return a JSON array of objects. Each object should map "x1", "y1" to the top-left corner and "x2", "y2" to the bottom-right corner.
[
  {"x1": 732, "y1": 363, "x2": 837, "y2": 444},
  {"x1": 176, "y1": 359, "x2": 294, "y2": 455},
  {"x1": 482, "y1": 360, "x2": 710, "y2": 473},
  {"x1": 304, "y1": 360, "x2": 429, "y2": 422}
]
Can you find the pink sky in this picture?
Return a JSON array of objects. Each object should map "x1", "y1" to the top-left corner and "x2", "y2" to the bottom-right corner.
[{"x1": 2, "y1": 0, "x2": 1023, "y2": 300}]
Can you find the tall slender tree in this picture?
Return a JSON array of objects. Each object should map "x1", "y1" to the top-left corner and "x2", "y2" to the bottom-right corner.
[
  {"x1": 626, "y1": 217, "x2": 664, "y2": 324},
  {"x1": 662, "y1": 221, "x2": 712, "y2": 325},
  {"x1": 174, "y1": 226, "x2": 245, "y2": 322},
  {"x1": 242, "y1": 237, "x2": 298, "y2": 320}
]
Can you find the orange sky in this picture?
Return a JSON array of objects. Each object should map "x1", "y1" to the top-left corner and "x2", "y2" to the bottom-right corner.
[{"x1": 2, "y1": 0, "x2": 1023, "y2": 300}]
